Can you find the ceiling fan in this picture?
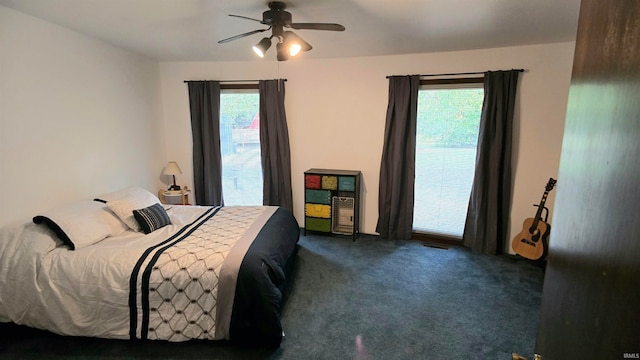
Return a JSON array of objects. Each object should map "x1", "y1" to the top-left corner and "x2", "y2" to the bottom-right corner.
[{"x1": 218, "y1": 1, "x2": 346, "y2": 61}]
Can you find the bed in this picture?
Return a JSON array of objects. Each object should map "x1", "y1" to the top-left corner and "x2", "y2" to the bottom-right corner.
[{"x1": 0, "y1": 187, "x2": 300, "y2": 348}]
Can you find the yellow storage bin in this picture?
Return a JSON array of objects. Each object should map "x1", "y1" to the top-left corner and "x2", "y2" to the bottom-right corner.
[
  {"x1": 305, "y1": 204, "x2": 331, "y2": 218},
  {"x1": 321, "y1": 176, "x2": 338, "y2": 190}
]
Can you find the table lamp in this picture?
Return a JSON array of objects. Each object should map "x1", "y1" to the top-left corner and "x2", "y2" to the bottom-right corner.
[{"x1": 164, "y1": 161, "x2": 182, "y2": 190}]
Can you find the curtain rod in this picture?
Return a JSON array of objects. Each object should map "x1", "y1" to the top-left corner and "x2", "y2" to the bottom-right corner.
[
  {"x1": 183, "y1": 79, "x2": 287, "y2": 83},
  {"x1": 385, "y1": 69, "x2": 525, "y2": 78}
]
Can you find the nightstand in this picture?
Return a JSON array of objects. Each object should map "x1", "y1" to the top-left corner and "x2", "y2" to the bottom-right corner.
[{"x1": 158, "y1": 189, "x2": 191, "y2": 205}]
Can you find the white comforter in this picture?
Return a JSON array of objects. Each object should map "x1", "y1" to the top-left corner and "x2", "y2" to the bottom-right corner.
[{"x1": 0, "y1": 205, "x2": 273, "y2": 341}]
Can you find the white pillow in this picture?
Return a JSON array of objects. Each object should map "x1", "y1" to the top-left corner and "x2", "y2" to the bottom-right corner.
[
  {"x1": 104, "y1": 188, "x2": 161, "y2": 232},
  {"x1": 32, "y1": 201, "x2": 127, "y2": 250},
  {"x1": 94, "y1": 186, "x2": 153, "y2": 203}
]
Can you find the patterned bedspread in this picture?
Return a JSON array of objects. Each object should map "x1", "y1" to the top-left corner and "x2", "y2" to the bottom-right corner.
[{"x1": 129, "y1": 206, "x2": 299, "y2": 345}]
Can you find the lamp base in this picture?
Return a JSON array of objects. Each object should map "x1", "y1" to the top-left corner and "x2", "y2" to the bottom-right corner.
[{"x1": 168, "y1": 185, "x2": 181, "y2": 191}]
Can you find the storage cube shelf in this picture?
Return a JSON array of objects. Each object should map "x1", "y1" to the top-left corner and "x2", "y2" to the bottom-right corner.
[{"x1": 304, "y1": 168, "x2": 361, "y2": 240}]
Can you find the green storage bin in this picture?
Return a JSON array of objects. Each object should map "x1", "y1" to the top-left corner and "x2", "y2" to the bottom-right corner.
[
  {"x1": 338, "y1": 176, "x2": 355, "y2": 191},
  {"x1": 305, "y1": 189, "x2": 331, "y2": 204},
  {"x1": 306, "y1": 217, "x2": 331, "y2": 232}
]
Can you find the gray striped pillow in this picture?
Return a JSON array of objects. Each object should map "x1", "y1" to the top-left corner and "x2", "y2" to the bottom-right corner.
[{"x1": 132, "y1": 203, "x2": 171, "y2": 234}]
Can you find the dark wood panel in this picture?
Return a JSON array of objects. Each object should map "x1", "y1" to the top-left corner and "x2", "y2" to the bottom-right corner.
[{"x1": 535, "y1": 0, "x2": 640, "y2": 358}]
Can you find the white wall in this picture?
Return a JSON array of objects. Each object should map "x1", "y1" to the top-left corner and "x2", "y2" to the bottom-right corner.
[
  {"x1": 0, "y1": 6, "x2": 164, "y2": 226},
  {"x1": 0, "y1": 4, "x2": 574, "y2": 251},
  {"x1": 159, "y1": 42, "x2": 575, "y2": 252}
]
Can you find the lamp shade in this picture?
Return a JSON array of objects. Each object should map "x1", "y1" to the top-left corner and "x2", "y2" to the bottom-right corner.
[
  {"x1": 283, "y1": 31, "x2": 312, "y2": 57},
  {"x1": 276, "y1": 42, "x2": 289, "y2": 61},
  {"x1": 252, "y1": 37, "x2": 272, "y2": 58},
  {"x1": 163, "y1": 161, "x2": 182, "y2": 175}
]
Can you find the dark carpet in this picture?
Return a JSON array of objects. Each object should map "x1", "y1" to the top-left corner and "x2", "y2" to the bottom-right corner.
[{"x1": 0, "y1": 234, "x2": 545, "y2": 359}]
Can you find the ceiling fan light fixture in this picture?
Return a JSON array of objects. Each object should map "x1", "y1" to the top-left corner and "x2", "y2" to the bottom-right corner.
[
  {"x1": 220, "y1": 2, "x2": 343, "y2": 61},
  {"x1": 276, "y1": 42, "x2": 289, "y2": 61},
  {"x1": 289, "y1": 43, "x2": 302, "y2": 56},
  {"x1": 252, "y1": 37, "x2": 272, "y2": 58},
  {"x1": 283, "y1": 31, "x2": 311, "y2": 57}
]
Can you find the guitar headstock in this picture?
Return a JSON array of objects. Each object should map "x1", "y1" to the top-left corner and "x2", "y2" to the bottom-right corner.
[{"x1": 546, "y1": 178, "x2": 557, "y2": 192}]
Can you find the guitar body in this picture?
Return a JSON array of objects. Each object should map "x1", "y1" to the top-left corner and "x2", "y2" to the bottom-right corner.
[
  {"x1": 512, "y1": 178, "x2": 556, "y2": 260},
  {"x1": 512, "y1": 217, "x2": 550, "y2": 260}
]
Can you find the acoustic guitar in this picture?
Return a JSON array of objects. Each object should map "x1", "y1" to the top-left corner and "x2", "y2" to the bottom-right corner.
[{"x1": 512, "y1": 178, "x2": 557, "y2": 260}]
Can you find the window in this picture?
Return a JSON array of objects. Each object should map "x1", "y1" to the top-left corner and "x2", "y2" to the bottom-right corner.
[
  {"x1": 219, "y1": 88, "x2": 262, "y2": 205},
  {"x1": 413, "y1": 79, "x2": 484, "y2": 238}
]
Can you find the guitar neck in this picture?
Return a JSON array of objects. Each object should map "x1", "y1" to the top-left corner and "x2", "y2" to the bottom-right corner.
[{"x1": 531, "y1": 192, "x2": 549, "y2": 228}]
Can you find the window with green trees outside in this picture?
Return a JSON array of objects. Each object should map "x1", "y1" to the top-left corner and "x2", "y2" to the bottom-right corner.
[
  {"x1": 219, "y1": 90, "x2": 262, "y2": 206},
  {"x1": 413, "y1": 83, "x2": 484, "y2": 237}
]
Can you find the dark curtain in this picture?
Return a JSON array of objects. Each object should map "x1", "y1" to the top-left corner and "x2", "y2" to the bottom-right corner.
[
  {"x1": 463, "y1": 70, "x2": 520, "y2": 254},
  {"x1": 259, "y1": 79, "x2": 293, "y2": 210},
  {"x1": 187, "y1": 81, "x2": 224, "y2": 206},
  {"x1": 376, "y1": 75, "x2": 420, "y2": 240}
]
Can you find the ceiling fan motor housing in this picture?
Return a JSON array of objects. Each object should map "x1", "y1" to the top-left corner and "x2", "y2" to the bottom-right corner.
[{"x1": 263, "y1": 2, "x2": 292, "y2": 26}]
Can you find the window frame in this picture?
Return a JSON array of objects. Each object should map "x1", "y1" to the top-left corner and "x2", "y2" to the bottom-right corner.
[
  {"x1": 412, "y1": 76, "x2": 484, "y2": 245},
  {"x1": 219, "y1": 83, "x2": 262, "y2": 206}
]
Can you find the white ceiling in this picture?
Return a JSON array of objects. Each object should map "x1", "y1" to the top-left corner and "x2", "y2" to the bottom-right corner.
[{"x1": 0, "y1": 0, "x2": 582, "y2": 62}]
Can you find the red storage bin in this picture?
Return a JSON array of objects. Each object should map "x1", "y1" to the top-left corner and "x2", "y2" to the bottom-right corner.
[{"x1": 305, "y1": 174, "x2": 321, "y2": 189}]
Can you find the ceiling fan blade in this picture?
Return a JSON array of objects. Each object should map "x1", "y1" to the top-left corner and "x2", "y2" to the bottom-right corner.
[
  {"x1": 290, "y1": 23, "x2": 345, "y2": 31},
  {"x1": 218, "y1": 29, "x2": 269, "y2": 44},
  {"x1": 229, "y1": 14, "x2": 263, "y2": 23}
]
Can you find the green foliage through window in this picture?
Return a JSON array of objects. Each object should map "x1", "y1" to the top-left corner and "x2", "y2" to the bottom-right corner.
[
  {"x1": 220, "y1": 93, "x2": 260, "y2": 128},
  {"x1": 413, "y1": 85, "x2": 484, "y2": 237},
  {"x1": 417, "y1": 88, "x2": 484, "y2": 147},
  {"x1": 219, "y1": 91, "x2": 262, "y2": 206}
]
